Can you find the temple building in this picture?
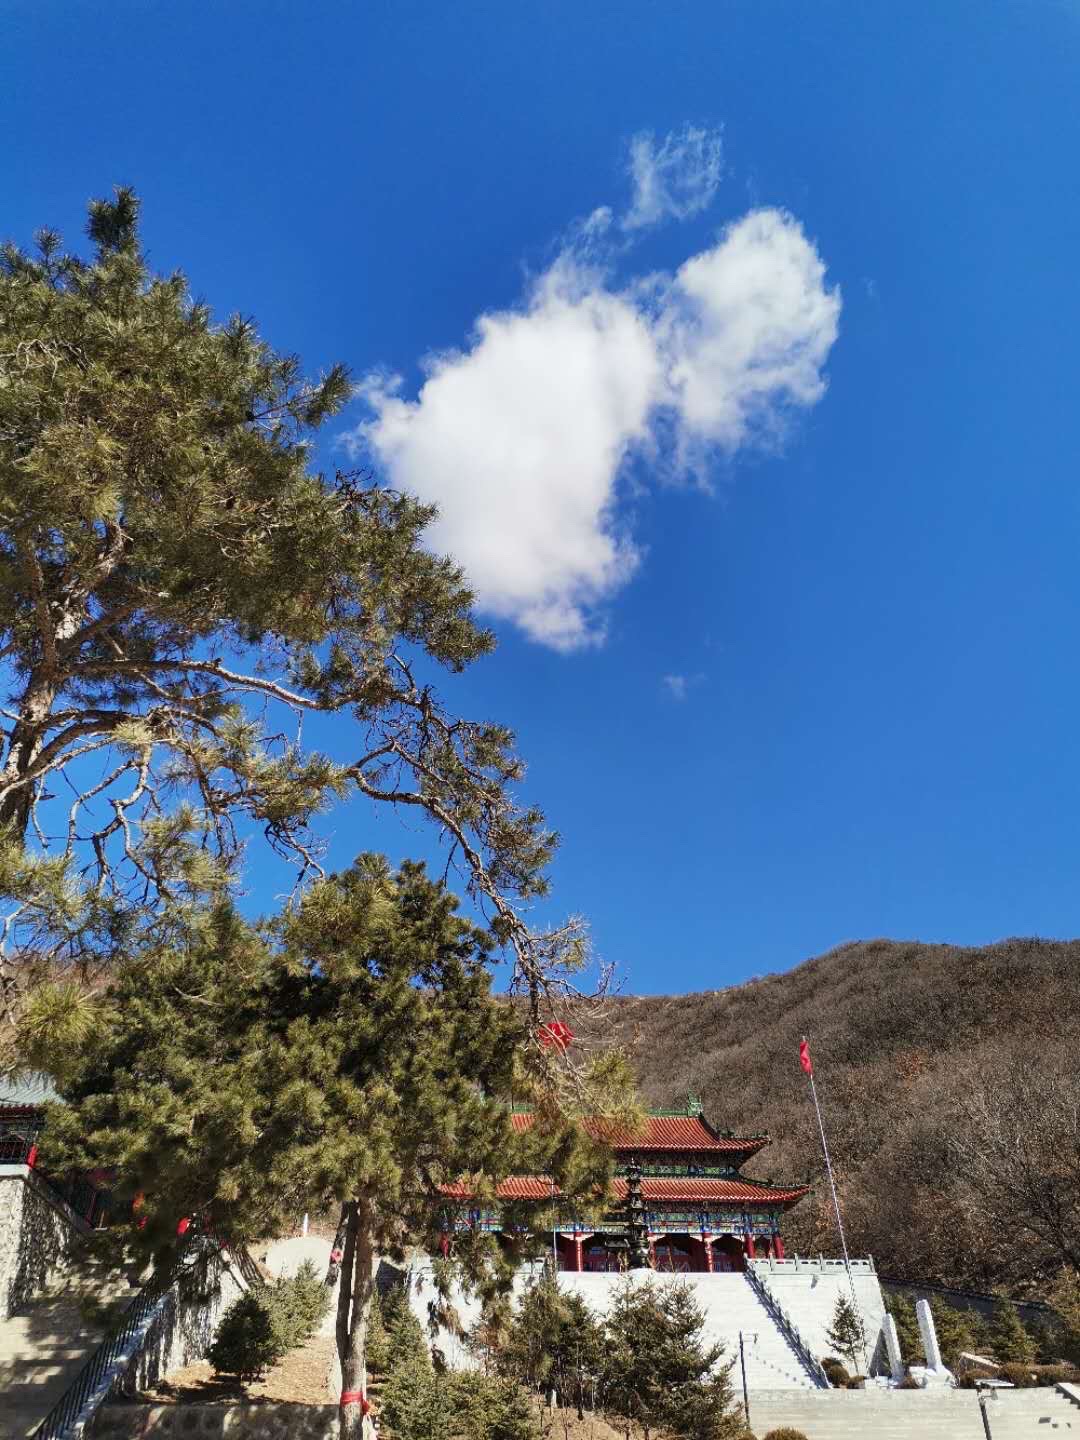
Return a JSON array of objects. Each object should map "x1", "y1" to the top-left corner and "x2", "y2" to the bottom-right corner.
[{"x1": 441, "y1": 1098, "x2": 808, "y2": 1274}]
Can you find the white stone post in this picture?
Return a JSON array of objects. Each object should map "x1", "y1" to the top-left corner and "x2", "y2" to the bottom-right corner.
[
  {"x1": 915, "y1": 1298, "x2": 953, "y2": 1385},
  {"x1": 883, "y1": 1313, "x2": 905, "y2": 1383}
]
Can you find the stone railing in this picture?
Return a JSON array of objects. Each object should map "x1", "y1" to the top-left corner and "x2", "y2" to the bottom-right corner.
[
  {"x1": 745, "y1": 1261, "x2": 832, "y2": 1389},
  {"x1": 752, "y1": 1255, "x2": 876, "y2": 1276}
]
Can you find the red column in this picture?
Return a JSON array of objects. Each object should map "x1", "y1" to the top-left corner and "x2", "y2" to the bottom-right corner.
[
  {"x1": 774, "y1": 1235, "x2": 785, "y2": 1260},
  {"x1": 574, "y1": 1236, "x2": 583, "y2": 1272},
  {"x1": 648, "y1": 1235, "x2": 657, "y2": 1268},
  {"x1": 743, "y1": 1231, "x2": 756, "y2": 1261},
  {"x1": 703, "y1": 1237, "x2": 714, "y2": 1273}
]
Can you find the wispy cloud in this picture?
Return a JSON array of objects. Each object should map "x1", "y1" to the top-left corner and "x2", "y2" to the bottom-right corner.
[
  {"x1": 623, "y1": 126, "x2": 724, "y2": 231},
  {"x1": 346, "y1": 135, "x2": 841, "y2": 652},
  {"x1": 663, "y1": 673, "x2": 701, "y2": 701}
]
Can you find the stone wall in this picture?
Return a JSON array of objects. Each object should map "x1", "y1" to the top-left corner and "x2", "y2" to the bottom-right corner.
[
  {"x1": 93, "y1": 1403, "x2": 338, "y2": 1438},
  {"x1": 111, "y1": 1249, "x2": 247, "y2": 1396},
  {"x1": 0, "y1": 1163, "x2": 84, "y2": 1319}
]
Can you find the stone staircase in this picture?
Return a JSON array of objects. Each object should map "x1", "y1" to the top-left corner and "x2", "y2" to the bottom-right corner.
[
  {"x1": 749, "y1": 1385, "x2": 1080, "y2": 1439},
  {"x1": 0, "y1": 1267, "x2": 129, "y2": 1440},
  {"x1": 563, "y1": 1273, "x2": 823, "y2": 1391}
]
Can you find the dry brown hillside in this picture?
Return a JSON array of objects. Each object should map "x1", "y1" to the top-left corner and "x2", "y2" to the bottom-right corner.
[{"x1": 579, "y1": 937, "x2": 1080, "y2": 1296}]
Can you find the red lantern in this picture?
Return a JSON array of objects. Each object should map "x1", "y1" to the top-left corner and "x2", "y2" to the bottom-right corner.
[
  {"x1": 539, "y1": 1020, "x2": 573, "y2": 1053},
  {"x1": 176, "y1": 1216, "x2": 191, "y2": 1237}
]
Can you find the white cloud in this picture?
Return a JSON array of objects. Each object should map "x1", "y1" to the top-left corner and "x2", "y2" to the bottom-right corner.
[
  {"x1": 662, "y1": 208, "x2": 841, "y2": 462},
  {"x1": 624, "y1": 126, "x2": 724, "y2": 231},
  {"x1": 349, "y1": 207, "x2": 840, "y2": 651},
  {"x1": 663, "y1": 674, "x2": 689, "y2": 701}
]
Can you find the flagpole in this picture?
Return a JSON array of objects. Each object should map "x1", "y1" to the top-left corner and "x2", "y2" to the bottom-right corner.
[{"x1": 802, "y1": 1036, "x2": 870, "y2": 1373}]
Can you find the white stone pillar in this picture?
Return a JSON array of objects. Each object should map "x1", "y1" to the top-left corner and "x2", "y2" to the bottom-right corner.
[
  {"x1": 883, "y1": 1313, "x2": 904, "y2": 1383},
  {"x1": 915, "y1": 1298, "x2": 953, "y2": 1385}
]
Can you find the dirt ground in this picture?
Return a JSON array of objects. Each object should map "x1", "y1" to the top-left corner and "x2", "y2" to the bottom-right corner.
[
  {"x1": 535, "y1": 1408, "x2": 631, "y2": 1440},
  {"x1": 117, "y1": 1332, "x2": 337, "y2": 1405}
]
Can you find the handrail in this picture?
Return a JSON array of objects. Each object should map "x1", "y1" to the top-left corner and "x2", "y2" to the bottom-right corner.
[
  {"x1": 745, "y1": 1261, "x2": 831, "y2": 1389},
  {"x1": 30, "y1": 1239, "x2": 212, "y2": 1440}
]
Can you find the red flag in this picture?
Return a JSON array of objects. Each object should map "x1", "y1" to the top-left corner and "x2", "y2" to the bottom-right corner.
[
  {"x1": 799, "y1": 1038, "x2": 813, "y2": 1076},
  {"x1": 539, "y1": 1020, "x2": 573, "y2": 1053}
]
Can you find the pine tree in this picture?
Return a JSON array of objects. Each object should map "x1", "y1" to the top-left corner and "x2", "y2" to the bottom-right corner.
[
  {"x1": 448, "y1": 1373, "x2": 539, "y2": 1440},
  {"x1": 500, "y1": 1271, "x2": 604, "y2": 1415},
  {"x1": 365, "y1": 1288, "x2": 392, "y2": 1378},
  {"x1": 0, "y1": 188, "x2": 581, "y2": 1049},
  {"x1": 884, "y1": 1293, "x2": 924, "y2": 1365},
  {"x1": 825, "y1": 1294, "x2": 865, "y2": 1374},
  {"x1": 928, "y1": 1301, "x2": 975, "y2": 1369},
  {"x1": 602, "y1": 1276, "x2": 743, "y2": 1440},
  {"x1": 208, "y1": 1290, "x2": 280, "y2": 1379},
  {"x1": 39, "y1": 855, "x2": 622, "y2": 1438},
  {"x1": 380, "y1": 1307, "x2": 445, "y2": 1440},
  {"x1": 990, "y1": 1298, "x2": 1038, "y2": 1364}
]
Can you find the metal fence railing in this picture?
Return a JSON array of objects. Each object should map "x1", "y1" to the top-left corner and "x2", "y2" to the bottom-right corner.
[
  {"x1": 30, "y1": 1240, "x2": 212, "y2": 1440},
  {"x1": 745, "y1": 1260, "x2": 832, "y2": 1389}
]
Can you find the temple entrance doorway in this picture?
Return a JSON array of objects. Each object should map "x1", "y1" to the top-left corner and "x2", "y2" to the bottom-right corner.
[
  {"x1": 712, "y1": 1234, "x2": 745, "y2": 1272},
  {"x1": 583, "y1": 1241, "x2": 623, "y2": 1273},
  {"x1": 653, "y1": 1239, "x2": 693, "y2": 1273}
]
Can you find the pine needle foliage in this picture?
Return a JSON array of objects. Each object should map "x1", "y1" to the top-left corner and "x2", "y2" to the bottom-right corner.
[
  {"x1": 37, "y1": 853, "x2": 618, "y2": 1435},
  {"x1": 602, "y1": 1276, "x2": 743, "y2": 1440},
  {"x1": 498, "y1": 1269, "x2": 605, "y2": 1414},
  {"x1": 824, "y1": 1294, "x2": 864, "y2": 1373},
  {"x1": 990, "y1": 1297, "x2": 1038, "y2": 1364},
  {"x1": 0, "y1": 188, "x2": 587, "y2": 1042},
  {"x1": 207, "y1": 1261, "x2": 329, "y2": 1379}
]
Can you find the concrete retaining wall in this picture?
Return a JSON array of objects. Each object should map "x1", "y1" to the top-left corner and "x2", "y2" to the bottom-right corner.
[
  {"x1": 93, "y1": 1403, "x2": 338, "y2": 1438},
  {"x1": 0, "y1": 1164, "x2": 85, "y2": 1320}
]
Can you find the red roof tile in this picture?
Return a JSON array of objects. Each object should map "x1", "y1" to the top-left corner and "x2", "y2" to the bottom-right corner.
[
  {"x1": 509, "y1": 1112, "x2": 766, "y2": 1155},
  {"x1": 440, "y1": 1176, "x2": 807, "y2": 1206}
]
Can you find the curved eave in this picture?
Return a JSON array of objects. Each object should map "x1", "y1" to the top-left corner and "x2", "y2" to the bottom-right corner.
[{"x1": 440, "y1": 1177, "x2": 809, "y2": 1207}]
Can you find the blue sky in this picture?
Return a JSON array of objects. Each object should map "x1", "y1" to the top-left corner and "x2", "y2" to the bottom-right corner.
[{"x1": 5, "y1": 0, "x2": 1080, "y2": 993}]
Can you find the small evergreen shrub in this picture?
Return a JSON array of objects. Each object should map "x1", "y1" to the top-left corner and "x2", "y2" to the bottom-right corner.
[
  {"x1": 844, "y1": 1374, "x2": 866, "y2": 1388},
  {"x1": 981, "y1": 1361, "x2": 1080, "y2": 1388},
  {"x1": 990, "y1": 1299, "x2": 1038, "y2": 1364},
  {"x1": 762, "y1": 1429, "x2": 810, "y2": 1440},
  {"x1": 269, "y1": 1260, "x2": 329, "y2": 1351},
  {"x1": 209, "y1": 1264, "x2": 330, "y2": 1380},
  {"x1": 208, "y1": 1291, "x2": 280, "y2": 1379},
  {"x1": 365, "y1": 1289, "x2": 392, "y2": 1376},
  {"x1": 821, "y1": 1356, "x2": 849, "y2": 1386},
  {"x1": 448, "y1": 1373, "x2": 539, "y2": 1440}
]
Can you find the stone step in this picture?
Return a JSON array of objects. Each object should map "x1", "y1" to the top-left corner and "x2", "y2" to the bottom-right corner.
[
  {"x1": 748, "y1": 1388, "x2": 1080, "y2": 1440},
  {"x1": 0, "y1": 1270, "x2": 126, "y2": 1440}
]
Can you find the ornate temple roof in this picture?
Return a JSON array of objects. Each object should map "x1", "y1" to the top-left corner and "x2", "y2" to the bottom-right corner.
[
  {"x1": 440, "y1": 1175, "x2": 808, "y2": 1206},
  {"x1": 509, "y1": 1109, "x2": 768, "y2": 1157}
]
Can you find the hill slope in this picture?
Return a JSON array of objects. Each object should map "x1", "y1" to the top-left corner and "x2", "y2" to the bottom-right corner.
[{"x1": 585, "y1": 937, "x2": 1080, "y2": 1294}]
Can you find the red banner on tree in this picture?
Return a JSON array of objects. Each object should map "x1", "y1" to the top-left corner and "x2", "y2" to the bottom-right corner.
[
  {"x1": 539, "y1": 1020, "x2": 573, "y2": 1053},
  {"x1": 799, "y1": 1038, "x2": 813, "y2": 1076}
]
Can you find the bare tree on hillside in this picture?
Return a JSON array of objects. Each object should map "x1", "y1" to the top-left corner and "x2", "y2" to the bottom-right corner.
[{"x1": 949, "y1": 1046, "x2": 1080, "y2": 1275}]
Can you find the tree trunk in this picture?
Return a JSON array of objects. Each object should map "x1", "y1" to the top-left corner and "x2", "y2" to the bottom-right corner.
[
  {"x1": 0, "y1": 672, "x2": 57, "y2": 838},
  {"x1": 338, "y1": 1194, "x2": 376, "y2": 1440},
  {"x1": 334, "y1": 1201, "x2": 357, "y2": 1378}
]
